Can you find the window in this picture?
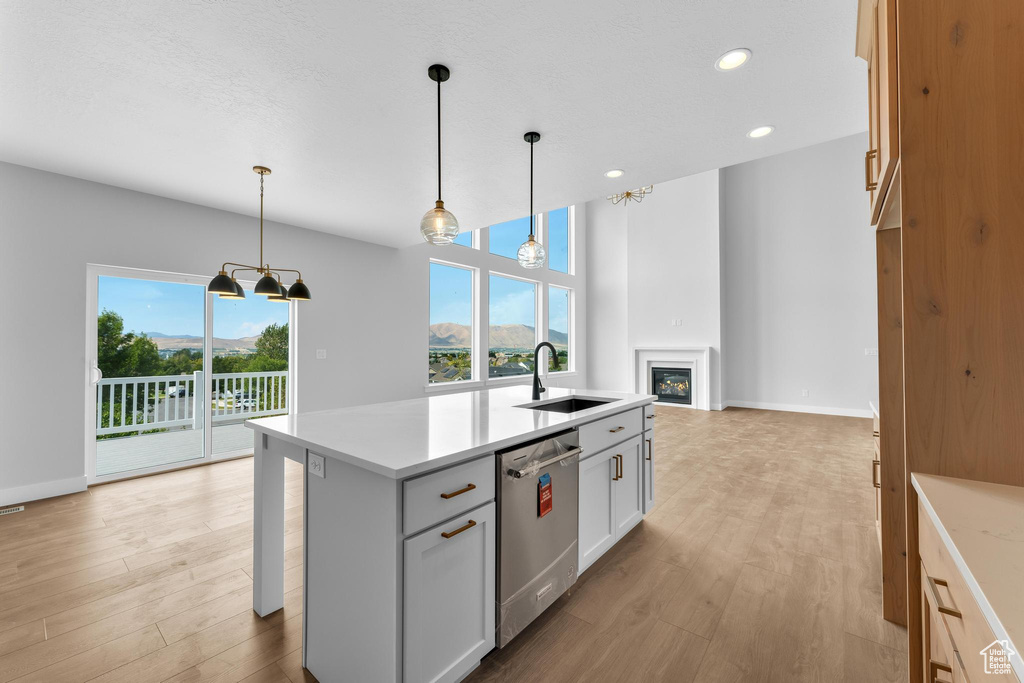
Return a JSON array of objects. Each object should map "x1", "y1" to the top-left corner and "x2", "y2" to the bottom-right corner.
[
  {"x1": 547, "y1": 207, "x2": 570, "y2": 273},
  {"x1": 548, "y1": 286, "x2": 570, "y2": 372},
  {"x1": 488, "y1": 274, "x2": 537, "y2": 377},
  {"x1": 429, "y1": 262, "x2": 474, "y2": 383},
  {"x1": 488, "y1": 215, "x2": 532, "y2": 260},
  {"x1": 452, "y1": 230, "x2": 473, "y2": 247}
]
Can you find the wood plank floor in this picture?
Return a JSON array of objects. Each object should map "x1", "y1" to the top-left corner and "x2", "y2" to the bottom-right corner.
[{"x1": 0, "y1": 407, "x2": 908, "y2": 682}]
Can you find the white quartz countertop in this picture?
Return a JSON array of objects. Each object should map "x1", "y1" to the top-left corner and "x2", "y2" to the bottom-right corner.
[
  {"x1": 247, "y1": 386, "x2": 655, "y2": 479},
  {"x1": 912, "y1": 473, "x2": 1024, "y2": 680}
]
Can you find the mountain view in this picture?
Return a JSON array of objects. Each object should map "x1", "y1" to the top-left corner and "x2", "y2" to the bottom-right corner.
[
  {"x1": 144, "y1": 332, "x2": 261, "y2": 355},
  {"x1": 429, "y1": 323, "x2": 567, "y2": 349}
]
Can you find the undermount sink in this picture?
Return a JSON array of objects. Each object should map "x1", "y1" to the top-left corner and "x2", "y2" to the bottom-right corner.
[{"x1": 523, "y1": 397, "x2": 618, "y2": 414}]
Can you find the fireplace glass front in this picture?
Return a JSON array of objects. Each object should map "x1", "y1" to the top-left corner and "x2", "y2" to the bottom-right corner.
[{"x1": 651, "y1": 367, "x2": 692, "y2": 405}]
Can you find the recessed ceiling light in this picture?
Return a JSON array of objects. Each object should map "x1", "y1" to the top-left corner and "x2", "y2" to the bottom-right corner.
[
  {"x1": 715, "y1": 48, "x2": 751, "y2": 71},
  {"x1": 746, "y1": 125, "x2": 774, "y2": 138},
  {"x1": 604, "y1": 169, "x2": 624, "y2": 178}
]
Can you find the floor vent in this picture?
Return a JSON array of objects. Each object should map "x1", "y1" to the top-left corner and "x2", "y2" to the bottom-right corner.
[{"x1": 0, "y1": 506, "x2": 25, "y2": 516}]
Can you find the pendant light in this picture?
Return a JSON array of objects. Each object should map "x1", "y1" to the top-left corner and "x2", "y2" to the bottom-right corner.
[
  {"x1": 420, "y1": 64, "x2": 460, "y2": 245},
  {"x1": 208, "y1": 166, "x2": 312, "y2": 301},
  {"x1": 517, "y1": 132, "x2": 546, "y2": 269}
]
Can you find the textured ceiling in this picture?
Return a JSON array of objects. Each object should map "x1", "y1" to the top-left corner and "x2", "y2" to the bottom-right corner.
[{"x1": 0, "y1": 0, "x2": 866, "y2": 248}]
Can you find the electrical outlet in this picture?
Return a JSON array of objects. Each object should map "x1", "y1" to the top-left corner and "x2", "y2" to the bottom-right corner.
[
  {"x1": 308, "y1": 453, "x2": 325, "y2": 479},
  {"x1": 801, "y1": 389, "x2": 809, "y2": 397},
  {"x1": 316, "y1": 349, "x2": 327, "y2": 360},
  {"x1": 865, "y1": 348, "x2": 878, "y2": 356}
]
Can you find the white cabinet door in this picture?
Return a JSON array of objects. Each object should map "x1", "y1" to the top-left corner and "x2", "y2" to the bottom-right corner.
[
  {"x1": 404, "y1": 502, "x2": 495, "y2": 683},
  {"x1": 642, "y1": 431, "x2": 655, "y2": 514},
  {"x1": 578, "y1": 448, "x2": 617, "y2": 573},
  {"x1": 614, "y1": 436, "x2": 644, "y2": 538}
]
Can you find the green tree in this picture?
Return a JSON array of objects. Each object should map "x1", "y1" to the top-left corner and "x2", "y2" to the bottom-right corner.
[
  {"x1": 96, "y1": 309, "x2": 161, "y2": 378},
  {"x1": 254, "y1": 323, "x2": 288, "y2": 363}
]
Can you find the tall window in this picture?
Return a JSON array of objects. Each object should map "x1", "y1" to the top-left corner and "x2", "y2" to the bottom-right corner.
[
  {"x1": 452, "y1": 230, "x2": 474, "y2": 248},
  {"x1": 489, "y1": 274, "x2": 537, "y2": 377},
  {"x1": 429, "y1": 262, "x2": 474, "y2": 383},
  {"x1": 548, "y1": 285, "x2": 570, "y2": 372},
  {"x1": 547, "y1": 207, "x2": 570, "y2": 273},
  {"x1": 488, "y1": 216, "x2": 532, "y2": 260}
]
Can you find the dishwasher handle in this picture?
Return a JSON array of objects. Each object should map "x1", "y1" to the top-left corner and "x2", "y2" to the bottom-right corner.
[{"x1": 506, "y1": 447, "x2": 583, "y2": 479}]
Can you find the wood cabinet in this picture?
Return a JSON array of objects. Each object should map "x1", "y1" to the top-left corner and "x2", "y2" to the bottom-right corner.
[
  {"x1": 858, "y1": 0, "x2": 899, "y2": 224},
  {"x1": 404, "y1": 502, "x2": 496, "y2": 683},
  {"x1": 579, "y1": 434, "x2": 646, "y2": 574},
  {"x1": 856, "y1": 2, "x2": 1024, "y2": 679}
]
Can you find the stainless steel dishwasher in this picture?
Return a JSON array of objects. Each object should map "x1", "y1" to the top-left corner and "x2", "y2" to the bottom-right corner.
[{"x1": 495, "y1": 429, "x2": 581, "y2": 647}]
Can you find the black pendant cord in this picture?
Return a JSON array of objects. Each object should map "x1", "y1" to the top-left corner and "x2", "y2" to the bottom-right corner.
[
  {"x1": 529, "y1": 139, "x2": 534, "y2": 237},
  {"x1": 437, "y1": 77, "x2": 442, "y2": 203}
]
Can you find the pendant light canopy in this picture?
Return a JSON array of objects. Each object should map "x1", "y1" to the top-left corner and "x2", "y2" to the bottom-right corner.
[
  {"x1": 420, "y1": 64, "x2": 460, "y2": 245},
  {"x1": 517, "y1": 132, "x2": 546, "y2": 269},
  {"x1": 208, "y1": 166, "x2": 311, "y2": 302}
]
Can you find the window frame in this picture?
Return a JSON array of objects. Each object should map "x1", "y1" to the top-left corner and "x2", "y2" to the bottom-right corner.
[
  {"x1": 546, "y1": 283, "x2": 573, "y2": 375},
  {"x1": 427, "y1": 259, "x2": 479, "y2": 386},
  {"x1": 424, "y1": 207, "x2": 578, "y2": 393}
]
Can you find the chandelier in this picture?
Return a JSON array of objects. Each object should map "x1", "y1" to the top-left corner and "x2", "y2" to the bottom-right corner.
[
  {"x1": 207, "y1": 166, "x2": 311, "y2": 302},
  {"x1": 607, "y1": 185, "x2": 654, "y2": 205}
]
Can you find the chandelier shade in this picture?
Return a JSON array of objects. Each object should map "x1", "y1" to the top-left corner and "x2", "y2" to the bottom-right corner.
[
  {"x1": 209, "y1": 166, "x2": 310, "y2": 303},
  {"x1": 288, "y1": 279, "x2": 312, "y2": 301}
]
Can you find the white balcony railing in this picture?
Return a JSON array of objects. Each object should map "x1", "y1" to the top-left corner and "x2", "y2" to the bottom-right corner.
[{"x1": 96, "y1": 370, "x2": 288, "y2": 437}]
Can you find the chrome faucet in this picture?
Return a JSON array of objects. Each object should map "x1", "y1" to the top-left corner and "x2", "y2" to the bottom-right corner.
[{"x1": 532, "y1": 341, "x2": 557, "y2": 401}]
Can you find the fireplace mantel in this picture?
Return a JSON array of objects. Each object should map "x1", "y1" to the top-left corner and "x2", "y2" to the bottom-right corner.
[{"x1": 632, "y1": 346, "x2": 711, "y2": 411}]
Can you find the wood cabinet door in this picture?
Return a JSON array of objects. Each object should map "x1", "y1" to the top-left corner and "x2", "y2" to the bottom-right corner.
[
  {"x1": 642, "y1": 431, "x2": 655, "y2": 514},
  {"x1": 613, "y1": 436, "x2": 644, "y2": 539},
  {"x1": 867, "y1": 1, "x2": 881, "y2": 211},
  {"x1": 404, "y1": 503, "x2": 495, "y2": 683},
  {"x1": 579, "y1": 448, "x2": 617, "y2": 573}
]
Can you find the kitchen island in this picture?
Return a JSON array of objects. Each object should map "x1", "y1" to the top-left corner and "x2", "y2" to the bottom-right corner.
[{"x1": 247, "y1": 385, "x2": 655, "y2": 683}]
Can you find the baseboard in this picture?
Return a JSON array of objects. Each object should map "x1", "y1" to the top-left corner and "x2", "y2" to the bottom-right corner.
[
  {"x1": 0, "y1": 475, "x2": 88, "y2": 506},
  {"x1": 722, "y1": 400, "x2": 873, "y2": 419}
]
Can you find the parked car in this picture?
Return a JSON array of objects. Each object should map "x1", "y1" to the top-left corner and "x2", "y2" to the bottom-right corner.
[{"x1": 240, "y1": 398, "x2": 257, "y2": 409}]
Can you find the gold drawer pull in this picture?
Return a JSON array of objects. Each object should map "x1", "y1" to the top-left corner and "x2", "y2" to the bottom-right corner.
[
  {"x1": 439, "y1": 483, "x2": 476, "y2": 499},
  {"x1": 612, "y1": 454, "x2": 622, "y2": 481},
  {"x1": 646, "y1": 414, "x2": 655, "y2": 420},
  {"x1": 865, "y1": 149, "x2": 878, "y2": 191},
  {"x1": 645, "y1": 438, "x2": 652, "y2": 461},
  {"x1": 872, "y1": 459, "x2": 881, "y2": 489},
  {"x1": 872, "y1": 430, "x2": 880, "y2": 437},
  {"x1": 441, "y1": 519, "x2": 476, "y2": 539},
  {"x1": 929, "y1": 660, "x2": 952, "y2": 683},
  {"x1": 926, "y1": 576, "x2": 963, "y2": 619},
  {"x1": 609, "y1": 426, "x2": 625, "y2": 433}
]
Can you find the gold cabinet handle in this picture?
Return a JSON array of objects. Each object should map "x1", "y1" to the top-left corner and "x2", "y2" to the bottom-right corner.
[
  {"x1": 645, "y1": 414, "x2": 655, "y2": 420},
  {"x1": 872, "y1": 459, "x2": 881, "y2": 489},
  {"x1": 929, "y1": 660, "x2": 952, "y2": 683},
  {"x1": 441, "y1": 519, "x2": 476, "y2": 539},
  {"x1": 645, "y1": 438, "x2": 652, "y2": 461},
  {"x1": 439, "y1": 483, "x2": 476, "y2": 499},
  {"x1": 609, "y1": 426, "x2": 625, "y2": 433},
  {"x1": 925, "y1": 576, "x2": 963, "y2": 619},
  {"x1": 865, "y1": 149, "x2": 878, "y2": 191},
  {"x1": 611, "y1": 454, "x2": 621, "y2": 481},
  {"x1": 616, "y1": 454, "x2": 623, "y2": 480}
]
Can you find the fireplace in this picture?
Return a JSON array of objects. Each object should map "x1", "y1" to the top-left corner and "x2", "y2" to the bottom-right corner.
[{"x1": 651, "y1": 367, "x2": 692, "y2": 405}]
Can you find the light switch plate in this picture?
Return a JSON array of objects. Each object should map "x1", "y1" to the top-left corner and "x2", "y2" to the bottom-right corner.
[
  {"x1": 308, "y1": 453, "x2": 325, "y2": 479},
  {"x1": 316, "y1": 349, "x2": 327, "y2": 360}
]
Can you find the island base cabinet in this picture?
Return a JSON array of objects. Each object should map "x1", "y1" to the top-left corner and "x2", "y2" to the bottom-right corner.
[
  {"x1": 403, "y1": 502, "x2": 495, "y2": 683},
  {"x1": 579, "y1": 449, "x2": 617, "y2": 573},
  {"x1": 642, "y1": 432, "x2": 655, "y2": 514},
  {"x1": 579, "y1": 435, "x2": 646, "y2": 574}
]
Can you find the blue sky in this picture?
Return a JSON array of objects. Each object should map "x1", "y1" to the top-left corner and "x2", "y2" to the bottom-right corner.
[
  {"x1": 549, "y1": 286, "x2": 568, "y2": 334},
  {"x1": 489, "y1": 216, "x2": 531, "y2": 259},
  {"x1": 489, "y1": 275, "x2": 535, "y2": 326},
  {"x1": 98, "y1": 276, "x2": 288, "y2": 339},
  {"x1": 429, "y1": 263, "x2": 472, "y2": 326}
]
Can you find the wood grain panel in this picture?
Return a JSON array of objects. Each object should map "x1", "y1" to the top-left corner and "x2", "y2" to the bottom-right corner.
[{"x1": 876, "y1": 227, "x2": 907, "y2": 626}]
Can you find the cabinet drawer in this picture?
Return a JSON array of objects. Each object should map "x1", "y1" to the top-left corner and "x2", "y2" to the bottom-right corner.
[
  {"x1": 579, "y1": 408, "x2": 643, "y2": 459},
  {"x1": 404, "y1": 456, "x2": 495, "y2": 536},
  {"x1": 922, "y1": 565, "x2": 969, "y2": 683},
  {"x1": 643, "y1": 403, "x2": 655, "y2": 427},
  {"x1": 918, "y1": 502, "x2": 1015, "y2": 681}
]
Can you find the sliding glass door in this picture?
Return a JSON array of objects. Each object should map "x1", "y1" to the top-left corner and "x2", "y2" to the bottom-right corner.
[{"x1": 86, "y1": 265, "x2": 292, "y2": 483}]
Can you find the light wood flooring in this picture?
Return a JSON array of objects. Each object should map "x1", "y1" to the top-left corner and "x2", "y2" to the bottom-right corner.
[{"x1": 0, "y1": 407, "x2": 908, "y2": 682}]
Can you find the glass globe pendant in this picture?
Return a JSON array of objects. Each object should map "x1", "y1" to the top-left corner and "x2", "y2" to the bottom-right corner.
[
  {"x1": 517, "y1": 132, "x2": 546, "y2": 269},
  {"x1": 421, "y1": 64, "x2": 460, "y2": 245}
]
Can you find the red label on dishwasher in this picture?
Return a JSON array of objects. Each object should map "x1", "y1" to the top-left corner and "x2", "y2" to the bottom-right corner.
[{"x1": 538, "y1": 473, "x2": 552, "y2": 517}]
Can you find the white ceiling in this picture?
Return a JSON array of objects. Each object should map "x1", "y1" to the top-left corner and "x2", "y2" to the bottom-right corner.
[{"x1": 0, "y1": 0, "x2": 866, "y2": 248}]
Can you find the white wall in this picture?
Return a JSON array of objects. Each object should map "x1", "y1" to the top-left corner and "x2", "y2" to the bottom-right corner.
[
  {"x1": 586, "y1": 134, "x2": 878, "y2": 417},
  {"x1": 585, "y1": 170, "x2": 722, "y2": 407},
  {"x1": 1, "y1": 162, "x2": 587, "y2": 504},
  {"x1": 721, "y1": 133, "x2": 877, "y2": 416}
]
